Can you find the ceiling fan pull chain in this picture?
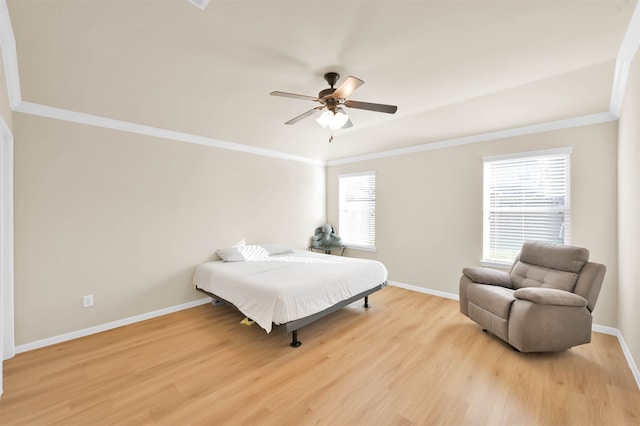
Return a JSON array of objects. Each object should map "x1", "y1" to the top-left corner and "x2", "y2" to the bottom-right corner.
[{"x1": 329, "y1": 134, "x2": 334, "y2": 143}]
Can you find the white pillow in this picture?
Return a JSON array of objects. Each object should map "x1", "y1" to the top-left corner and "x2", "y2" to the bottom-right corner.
[
  {"x1": 238, "y1": 245, "x2": 269, "y2": 260},
  {"x1": 259, "y1": 244, "x2": 294, "y2": 256},
  {"x1": 216, "y1": 244, "x2": 286, "y2": 262},
  {"x1": 215, "y1": 247, "x2": 245, "y2": 262}
]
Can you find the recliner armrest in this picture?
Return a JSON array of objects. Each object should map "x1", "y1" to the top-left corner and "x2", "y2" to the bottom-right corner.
[
  {"x1": 462, "y1": 267, "x2": 512, "y2": 288},
  {"x1": 514, "y1": 287, "x2": 587, "y2": 307}
]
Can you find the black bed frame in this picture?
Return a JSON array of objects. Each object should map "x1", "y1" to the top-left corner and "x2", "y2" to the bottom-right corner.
[{"x1": 195, "y1": 282, "x2": 387, "y2": 347}]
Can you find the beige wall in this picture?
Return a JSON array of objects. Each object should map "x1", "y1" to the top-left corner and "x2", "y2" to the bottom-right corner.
[
  {"x1": 328, "y1": 121, "x2": 618, "y2": 327},
  {"x1": 13, "y1": 113, "x2": 325, "y2": 345},
  {"x1": 618, "y1": 49, "x2": 640, "y2": 374}
]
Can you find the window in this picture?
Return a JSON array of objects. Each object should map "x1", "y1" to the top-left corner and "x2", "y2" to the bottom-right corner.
[
  {"x1": 483, "y1": 148, "x2": 571, "y2": 265},
  {"x1": 339, "y1": 171, "x2": 376, "y2": 250}
]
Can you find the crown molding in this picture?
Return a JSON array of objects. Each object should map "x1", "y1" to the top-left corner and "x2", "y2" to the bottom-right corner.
[
  {"x1": 327, "y1": 112, "x2": 616, "y2": 166},
  {"x1": 14, "y1": 101, "x2": 325, "y2": 166}
]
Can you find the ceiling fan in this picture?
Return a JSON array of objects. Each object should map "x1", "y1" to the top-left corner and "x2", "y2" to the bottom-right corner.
[{"x1": 270, "y1": 72, "x2": 398, "y2": 131}]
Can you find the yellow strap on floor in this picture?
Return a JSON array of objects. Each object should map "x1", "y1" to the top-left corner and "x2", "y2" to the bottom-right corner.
[{"x1": 240, "y1": 317, "x2": 255, "y2": 326}]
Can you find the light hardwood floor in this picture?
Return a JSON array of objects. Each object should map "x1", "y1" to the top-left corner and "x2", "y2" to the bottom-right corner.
[{"x1": 1, "y1": 286, "x2": 639, "y2": 425}]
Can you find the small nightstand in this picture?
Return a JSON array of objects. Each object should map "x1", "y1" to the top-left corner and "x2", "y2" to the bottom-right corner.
[{"x1": 309, "y1": 246, "x2": 346, "y2": 256}]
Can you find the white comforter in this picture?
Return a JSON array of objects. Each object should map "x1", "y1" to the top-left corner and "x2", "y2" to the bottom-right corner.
[{"x1": 193, "y1": 250, "x2": 388, "y2": 333}]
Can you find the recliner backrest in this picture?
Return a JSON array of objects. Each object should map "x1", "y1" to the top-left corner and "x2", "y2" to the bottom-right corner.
[
  {"x1": 509, "y1": 241, "x2": 590, "y2": 292},
  {"x1": 573, "y1": 262, "x2": 606, "y2": 312}
]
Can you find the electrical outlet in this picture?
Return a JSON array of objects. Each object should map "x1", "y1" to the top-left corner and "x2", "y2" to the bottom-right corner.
[{"x1": 83, "y1": 294, "x2": 94, "y2": 307}]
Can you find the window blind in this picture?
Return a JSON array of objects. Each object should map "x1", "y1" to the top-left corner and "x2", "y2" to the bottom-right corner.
[
  {"x1": 483, "y1": 148, "x2": 571, "y2": 263},
  {"x1": 339, "y1": 171, "x2": 376, "y2": 250}
]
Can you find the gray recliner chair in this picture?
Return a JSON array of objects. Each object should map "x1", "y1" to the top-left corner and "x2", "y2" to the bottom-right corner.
[{"x1": 459, "y1": 241, "x2": 606, "y2": 352}]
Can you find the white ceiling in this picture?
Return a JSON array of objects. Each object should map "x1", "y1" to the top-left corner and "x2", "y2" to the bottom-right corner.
[{"x1": 6, "y1": 0, "x2": 637, "y2": 162}]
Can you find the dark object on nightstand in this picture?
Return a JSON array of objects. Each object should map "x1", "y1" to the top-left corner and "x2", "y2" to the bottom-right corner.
[{"x1": 309, "y1": 224, "x2": 345, "y2": 255}]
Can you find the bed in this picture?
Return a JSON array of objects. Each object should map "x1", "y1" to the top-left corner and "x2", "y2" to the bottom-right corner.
[{"x1": 193, "y1": 245, "x2": 388, "y2": 347}]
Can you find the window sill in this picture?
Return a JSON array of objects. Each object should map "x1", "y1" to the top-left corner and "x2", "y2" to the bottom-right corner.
[
  {"x1": 480, "y1": 259, "x2": 512, "y2": 270},
  {"x1": 344, "y1": 244, "x2": 377, "y2": 252}
]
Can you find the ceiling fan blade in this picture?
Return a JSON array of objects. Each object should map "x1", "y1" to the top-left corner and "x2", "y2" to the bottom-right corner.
[
  {"x1": 332, "y1": 76, "x2": 364, "y2": 99},
  {"x1": 284, "y1": 106, "x2": 323, "y2": 125},
  {"x1": 270, "y1": 91, "x2": 319, "y2": 102},
  {"x1": 344, "y1": 100, "x2": 398, "y2": 114}
]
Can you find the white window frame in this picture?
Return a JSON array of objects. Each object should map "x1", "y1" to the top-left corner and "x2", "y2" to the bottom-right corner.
[
  {"x1": 482, "y1": 147, "x2": 571, "y2": 267},
  {"x1": 338, "y1": 171, "x2": 376, "y2": 251}
]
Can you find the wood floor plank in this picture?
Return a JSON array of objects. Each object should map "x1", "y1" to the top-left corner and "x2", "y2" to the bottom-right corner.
[{"x1": 1, "y1": 286, "x2": 639, "y2": 425}]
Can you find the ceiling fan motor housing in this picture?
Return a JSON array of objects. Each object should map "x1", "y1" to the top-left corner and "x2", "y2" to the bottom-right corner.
[
  {"x1": 319, "y1": 72, "x2": 341, "y2": 110},
  {"x1": 319, "y1": 88, "x2": 336, "y2": 101}
]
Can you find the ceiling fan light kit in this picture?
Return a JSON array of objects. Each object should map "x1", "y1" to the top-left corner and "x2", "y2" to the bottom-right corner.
[
  {"x1": 316, "y1": 109, "x2": 349, "y2": 130},
  {"x1": 270, "y1": 72, "x2": 398, "y2": 137}
]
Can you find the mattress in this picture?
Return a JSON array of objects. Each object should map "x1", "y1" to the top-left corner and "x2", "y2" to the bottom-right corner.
[{"x1": 193, "y1": 249, "x2": 388, "y2": 333}]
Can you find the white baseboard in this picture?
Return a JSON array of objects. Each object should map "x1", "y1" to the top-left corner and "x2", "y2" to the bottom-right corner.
[
  {"x1": 592, "y1": 323, "x2": 618, "y2": 336},
  {"x1": 388, "y1": 280, "x2": 459, "y2": 301},
  {"x1": 14, "y1": 297, "x2": 212, "y2": 354},
  {"x1": 390, "y1": 280, "x2": 640, "y2": 391}
]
